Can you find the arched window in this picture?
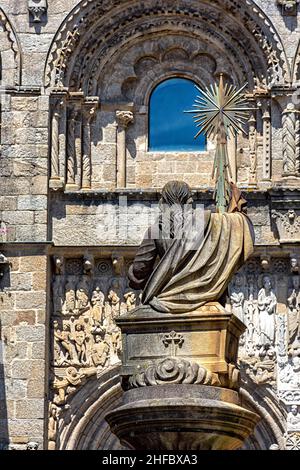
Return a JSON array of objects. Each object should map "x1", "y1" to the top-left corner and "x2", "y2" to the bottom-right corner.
[{"x1": 149, "y1": 77, "x2": 206, "y2": 152}]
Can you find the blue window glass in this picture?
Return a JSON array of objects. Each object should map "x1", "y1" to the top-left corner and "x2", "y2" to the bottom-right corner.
[{"x1": 149, "y1": 77, "x2": 206, "y2": 152}]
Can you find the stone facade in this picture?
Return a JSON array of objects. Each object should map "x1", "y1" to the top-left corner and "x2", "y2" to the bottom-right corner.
[{"x1": 1, "y1": 0, "x2": 300, "y2": 450}]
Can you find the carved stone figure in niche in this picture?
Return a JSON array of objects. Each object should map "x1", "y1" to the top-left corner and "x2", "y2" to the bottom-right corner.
[
  {"x1": 287, "y1": 276, "x2": 300, "y2": 347},
  {"x1": 245, "y1": 277, "x2": 259, "y2": 354},
  {"x1": 64, "y1": 278, "x2": 76, "y2": 314},
  {"x1": 229, "y1": 274, "x2": 245, "y2": 323},
  {"x1": 107, "y1": 280, "x2": 121, "y2": 318},
  {"x1": 257, "y1": 275, "x2": 277, "y2": 356},
  {"x1": 71, "y1": 324, "x2": 87, "y2": 365},
  {"x1": 124, "y1": 289, "x2": 136, "y2": 312},
  {"x1": 91, "y1": 286, "x2": 105, "y2": 323},
  {"x1": 91, "y1": 334, "x2": 109, "y2": 368},
  {"x1": 53, "y1": 321, "x2": 75, "y2": 365},
  {"x1": 52, "y1": 367, "x2": 86, "y2": 405},
  {"x1": 288, "y1": 405, "x2": 300, "y2": 430},
  {"x1": 52, "y1": 277, "x2": 64, "y2": 315},
  {"x1": 48, "y1": 403, "x2": 60, "y2": 450},
  {"x1": 76, "y1": 276, "x2": 90, "y2": 312}
]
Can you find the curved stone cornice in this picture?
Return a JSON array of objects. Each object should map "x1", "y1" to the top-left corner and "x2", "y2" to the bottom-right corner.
[
  {"x1": 0, "y1": 7, "x2": 22, "y2": 86},
  {"x1": 44, "y1": 0, "x2": 290, "y2": 92}
]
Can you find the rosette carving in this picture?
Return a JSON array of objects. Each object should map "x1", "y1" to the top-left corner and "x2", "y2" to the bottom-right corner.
[{"x1": 127, "y1": 358, "x2": 221, "y2": 388}]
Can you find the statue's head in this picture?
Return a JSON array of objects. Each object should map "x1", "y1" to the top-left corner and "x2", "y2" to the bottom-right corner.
[{"x1": 161, "y1": 181, "x2": 193, "y2": 207}]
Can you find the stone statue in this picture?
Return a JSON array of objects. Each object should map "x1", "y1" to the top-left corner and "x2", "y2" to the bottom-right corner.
[
  {"x1": 91, "y1": 335, "x2": 109, "y2": 368},
  {"x1": 257, "y1": 275, "x2": 277, "y2": 355},
  {"x1": 128, "y1": 181, "x2": 254, "y2": 313},
  {"x1": 287, "y1": 405, "x2": 300, "y2": 431},
  {"x1": 229, "y1": 274, "x2": 245, "y2": 323},
  {"x1": 70, "y1": 324, "x2": 87, "y2": 365},
  {"x1": 76, "y1": 276, "x2": 90, "y2": 312},
  {"x1": 64, "y1": 278, "x2": 76, "y2": 314},
  {"x1": 91, "y1": 286, "x2": 105, "y2": 323},
  {"x1": 287, "y1": 276, "x2": 300, "y2": 347},
  {"x1": 124, "y1": 289, "x2": 137, "y2": 312}
]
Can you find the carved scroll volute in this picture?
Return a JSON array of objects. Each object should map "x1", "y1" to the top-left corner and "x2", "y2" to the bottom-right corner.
[
  {"x1": 81, "y1": 98, "x2": 98, "y2": 190},
  {"x1": 116, "y1": 110, "x2": 134, "y2": 189}
]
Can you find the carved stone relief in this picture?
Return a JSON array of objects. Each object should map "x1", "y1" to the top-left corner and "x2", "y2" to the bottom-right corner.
[
  {"x1": 229, "y1": 258, "x2": 300, "y2": 388},
  {"x1": 272, "y1": 210, "x2": 300, "y2": 243},
  {"x1": 49, "y1": 255, "x2": 140, "y2": 449}
]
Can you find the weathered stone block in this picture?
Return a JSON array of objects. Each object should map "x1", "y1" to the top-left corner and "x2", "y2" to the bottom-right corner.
[
  {"x1": 15, "y1": 325, "x2": 45, "y2": 342},
  {"x1": 15, "y1": 399, "x2": 44, "y2": 419},
  {"x1": 10, "y1": 273, "x2": 33, "y2": 291},
  {"x1": 17, "y1": 195, "x2": 47, "y2": 211},
  {"x1": 20, "y1": 256, "x2": 46, "y2": 273},
  {"x1": 11, "y1": 360, "x2": 45, "y2": 381}
]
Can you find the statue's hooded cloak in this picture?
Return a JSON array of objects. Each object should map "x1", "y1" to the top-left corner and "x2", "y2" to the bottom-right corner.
[{"x1": 129, "y1": 182, "x2": 254, "y2": 314}]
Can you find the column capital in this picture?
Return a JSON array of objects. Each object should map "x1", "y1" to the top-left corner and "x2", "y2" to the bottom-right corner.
[{"x1": 116, "y1": 110, "x2": 134, "y2": 128}]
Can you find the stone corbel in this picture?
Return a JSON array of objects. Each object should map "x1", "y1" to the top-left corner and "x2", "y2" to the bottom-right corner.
[
  {"x1": 28, "y1": 0, "x2": 48, "y2": 23},
  {"x1": 83, "y1": 254, "x2": 94, "y2": 275},
  {"x1": 116, "y1": 110, "x2": 134, "y2": 188},
  {"x1": 260, "y1": 255, "x2": 271, "y2": 271},
  {"x1": 112, "y1": 253, "x2": 125, "y2": 275},
  {"x1": 53, "y1": 256, "x2": 64, "y2": 276},
  {"x1": 0, "y1": 253, "x2": 9, "y2": 283},
  {"x1": 277, "y1": 0, "x2": 298, "y2": 16},
  {"x1": 272, "y1": 209, "x2": 300, "y2": 243}
]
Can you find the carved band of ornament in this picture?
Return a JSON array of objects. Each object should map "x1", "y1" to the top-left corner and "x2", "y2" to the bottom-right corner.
[
  {"x1": 126, "y1": 357, "x2": 221, "y2": 389},
  {"x1": 272, "y1": 210, "x2": 300, "y2": 237},
  {"x1": 46, "y1": 0, "x2": 285, "y2": 90},
  {"x1": 286, "y1": 432, "x2": 300, "y2": 450},
  {"x1": 116, "y1": 110, "x2": 134, "y2": 128},
  {"x1": 279, "y1": 390, "x2": 300, "y2": 404}
]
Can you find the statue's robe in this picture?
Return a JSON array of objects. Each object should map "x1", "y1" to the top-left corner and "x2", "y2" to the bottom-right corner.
[{"x1": 129, "y1": 209, "x2": 254, "y2": 314}]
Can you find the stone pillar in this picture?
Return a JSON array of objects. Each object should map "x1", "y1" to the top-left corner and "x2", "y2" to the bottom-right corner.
[
  {"x1": 81, "y1": 100, "x2": 97, "y2": 190},
  {"x1": 248, "y1": 106, "x2": 257, "y2": 187},
  {"x1": 282, "y1": 103, "x2": 300, "y2": 176},
  {"x1": 262, "y1": 100, "x2": 272, "y2": 181},
  {"x1": 66, "y1": 106, "x2": 76, "y2": 188},
  {"x1": 116, "y1": 110, "x2": 134, "y2": 189},
  {"x1": 49, "y1": 98, "x2": 64, "y2": 189}
]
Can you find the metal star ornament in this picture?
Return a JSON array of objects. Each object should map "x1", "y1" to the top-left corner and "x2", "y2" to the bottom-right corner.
[{"x1": 185, "y1": 75, "x2": 253, "y2": 213}]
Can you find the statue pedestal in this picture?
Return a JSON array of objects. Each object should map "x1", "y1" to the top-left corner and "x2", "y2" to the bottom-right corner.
[{"x1": 106, "y1": 303, "x2": 260, "y2": 450}]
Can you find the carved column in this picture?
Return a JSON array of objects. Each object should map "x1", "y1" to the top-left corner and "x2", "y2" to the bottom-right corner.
[
  {"x1": 282, "y1": 103, "x2": 300, "y2": 176},
  {"x1": 248, "y1": 107, "x2": 257, "y2": 187},
  {"x1": 81, "y1": 100, "x2": 97, "y2": 190},
  {"x1": 262, "y1": 100, "x2": 272, "y2": 181},
  {"x1": 116, "y1": 110, "x2": 134, "y2": 189},
  {"x1": 49, "y1": 97, "x2": 64, "y2": 190},
  {"x1": 66, "y1": 107, "x2": 76, "y2": 188}
]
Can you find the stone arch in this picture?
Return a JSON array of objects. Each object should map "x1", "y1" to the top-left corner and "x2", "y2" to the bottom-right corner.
[
  {"x1": 0, "y1": 8, "x2": 22, "y2": 86},
  {"x1": 55, "y1": 365, "x2": 287, "y2": 450},
  {"x1": 240, "y1": 385, "x2": 287, "y2": 450},
  {"x1": 291, "y1": 39, "x2": 300, "y2": 84},
  {"x1": 44, "y1": 0, "x2": 290, "y2": 94}
]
